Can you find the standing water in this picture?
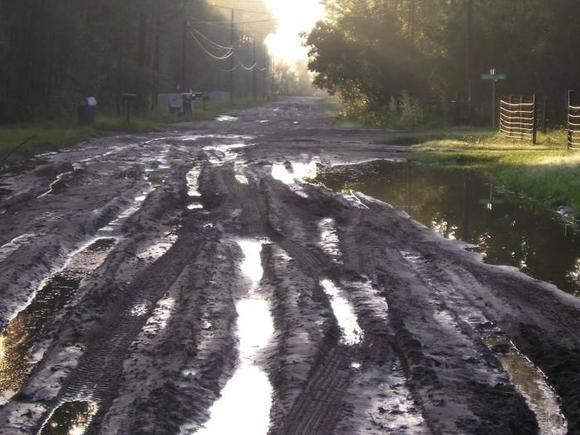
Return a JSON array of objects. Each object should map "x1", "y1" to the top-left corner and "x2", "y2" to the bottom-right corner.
[
  {"x1": 315, "y1": 161, "x2": 580, "y2": 297},
  {"x1": 192, "y1": 240, "x2": 274, "y2": 435}
]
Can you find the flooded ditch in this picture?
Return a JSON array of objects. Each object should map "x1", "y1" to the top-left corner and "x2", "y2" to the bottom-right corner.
[{"x1": 314, "y1": 160, "x2": 580, "y2": 297}]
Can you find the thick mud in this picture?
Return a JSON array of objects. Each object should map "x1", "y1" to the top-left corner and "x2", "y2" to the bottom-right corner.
[{"x1": 0, "y1": 98, "x2": 579, "y2": 434}]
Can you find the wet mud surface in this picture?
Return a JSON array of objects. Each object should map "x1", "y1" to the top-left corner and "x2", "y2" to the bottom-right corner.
[{"x1": 0, "y1": 98, "x2": 578, "y2": 434}]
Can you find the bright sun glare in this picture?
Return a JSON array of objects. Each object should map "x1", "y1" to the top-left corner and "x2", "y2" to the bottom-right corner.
[{"x1": 264, "y1": 0, "x2": 325, "y2": 63}]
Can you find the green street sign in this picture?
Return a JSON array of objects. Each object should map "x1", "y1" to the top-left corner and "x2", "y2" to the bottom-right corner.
[{"x1": 481, "y1": 73, "x2": 507, "y2": 81}]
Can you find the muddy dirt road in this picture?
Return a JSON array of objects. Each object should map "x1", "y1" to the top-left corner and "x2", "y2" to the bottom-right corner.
[{"x1": 0, "y1": 98, "x2": 579, "y2": 434}]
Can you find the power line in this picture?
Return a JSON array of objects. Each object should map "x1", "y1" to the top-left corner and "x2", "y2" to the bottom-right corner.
[
  {"x1": 188, "y1": 31, "x2": 234, "y2": 60},
  {"x1": 222, "y1": 63, "x2": 241, "y2": 72},
  {"x1": 190, "y1": 27, "x2": 234, "y2": 51},
  {"x1": 208, "y1": 3, "x2": 272, "y2": 16},
  {"x1": 192, "y1": 18, "x2": 275, "y2": 25},
  {"x1": 234, "y1": 53, "x2": 257, "y2": 71},
  {"x1": 222, "y1": 60, "x2": 266, "y2": 72}
]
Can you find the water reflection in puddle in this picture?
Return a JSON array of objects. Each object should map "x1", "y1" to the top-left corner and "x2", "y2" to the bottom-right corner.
[
  {"x1": 37, "y1": 170, "x2": 74, "y2": 198},
  {"x1": 483, "y1": 334, "x2": 567, "y2": 435},
  {"x1": 315, "y1": 161, "x2": 580, "y2": 296},
  {"x1": 99, "y1": 186, "x2": 152, "y2": 236},
  {"x1": 40, "y1": 401, "x2": 98, "y2": 435},
  {"x1": 191, "y1": 240, "x2": 273, "y2": 435},
  {"x1": 320, "y1": 280, "x2": 363, "y2": 345},
  {"x1": 318, "y1": 218, "x2": 342, "y2": 263},
  {"x1": 216, "y1": 115, "x2": 238, "y2": 122},
  {"x1": 0, "y1": 239, "x2": 116, "y2": 404},
  {"x1": 146, "y1": 166, "x2": 171, "y2": 188},
  {"x1": 271, "y1": 161, "x2": 318, "y2": 186},
  {"x1": 186, "y1": 166, "x2": 201, "y2": 198}
]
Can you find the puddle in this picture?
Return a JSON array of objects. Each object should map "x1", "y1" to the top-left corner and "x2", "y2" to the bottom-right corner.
[
  {"x1": 235, "y1": 175, "x2": 249, "y2": 185},
  {"x1": 483, "y1": 333, "x2": 567, "y2": 435},
  {"x1": 320, "y1": 280, "x2": 363, "y2": 345},
  {"x1": 146, "y1": 166, "x2": 171, "y2": 188},
  {"x1": 271, "y1": 161, "x2": 318, "y2": 186},
  {"x1": 203, "y1": 144, "x2": 251, "y2": 167},
  {"x1": 341, "y1": 360, "x2": 426, "y2": 434},
  {"x1": 38, "y1": 170, "x2": 75, "y2": 198},
  {"x1": 216, "y1": 115, "x2": 238, "y2": 122},
  {"x1": 0, "y1": 239, "x2": 116, "y2": 404},
  {"x1": 39, "y1": 401, "x2": 98, "y2": 435},
  {"x1": 318, "y1": 218, "x2": 342, "y2": 263},
  {"x1": 186, "y1": 165, "x2": 204, "y2": 211},
  {"x1": 315, "y1": 161, "x2": 580, "y2": 297},
  {"x1": 98, "y1": 191, "x2": 151, "y2": 236},
  {"x1": 188, "y1": 240, "x2": 273, "y2": 435},
  {"x1": 202, "y1": 143, "x2": 250, "y2": 152},
  {"x1": 186, "y1": 166, "x2": 201, "y2": 198},
  {"x1": 233, "y1": 162, "x2": 250, "y2": 186}
]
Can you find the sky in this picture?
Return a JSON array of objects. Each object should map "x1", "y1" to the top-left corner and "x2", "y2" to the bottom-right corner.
[{"x1": 264, "y1": 0, "x2": 325, "y2": 64}]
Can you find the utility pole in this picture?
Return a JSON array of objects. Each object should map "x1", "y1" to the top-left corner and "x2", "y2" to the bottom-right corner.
[
  {"x1": 465, "y1": 0, "x2": 473, "y2": 123},
  {"x1": 180, "y1": 0, "x2": 187, "y2": 90},
  {"x1": 262, "y1": 44, "x2": 268, "y2": 98},
  {"x1": 153, "y1": 0, "x2": 161, "y2": 108},
  {"x1": 408, "y1": 0, "x2": 416, "y2": 40},
  {"x1": 252, "y1": 37, "x2": 257, "y2": 100},
  {"x1": 229, "y1": 8, "x2": 235, "y2": 101}
]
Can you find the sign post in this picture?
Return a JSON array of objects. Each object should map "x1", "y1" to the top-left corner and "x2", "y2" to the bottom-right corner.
[{"x1": 481, "y1": 69, "x2": 507, "y2": 129}]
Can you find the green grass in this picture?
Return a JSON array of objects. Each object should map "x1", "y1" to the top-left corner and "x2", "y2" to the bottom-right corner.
[
  {"x1": 379, "y1": 128, "x2": 496, "y2": 146},
  {"x1": 0, "y1": 125, "x2": 96, "y2": 161},
  {"x1": 404, "y1": 128, "x2": 580, "y2": 210},
  {"x1": 0, "y1": 114, "x2": 163, "y2": 164}
]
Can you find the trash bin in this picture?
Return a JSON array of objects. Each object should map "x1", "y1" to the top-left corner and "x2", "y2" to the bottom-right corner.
[{"x1": 78, "y1": 97, "x2": 97, "y2": 125}]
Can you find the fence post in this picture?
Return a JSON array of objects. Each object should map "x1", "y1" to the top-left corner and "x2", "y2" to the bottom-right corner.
[
  {"x1": 542, "y1": 97, "x2": 548, "y2": 134},
  {"x1": 507, "y1": 95, "x2": 513, "y2": 137},
  {"x1": 532, "y1": 94, "x2": 537, "y2": 144},
  {"x1": 568, "y1": 90, "x2": 574, "y2": 150},
  {"x1": 491, "y1": 80, "x2": 497, "y2": 130},
  {"x1": 519, "y1": 96, "x2": 524, "y2": 140}
]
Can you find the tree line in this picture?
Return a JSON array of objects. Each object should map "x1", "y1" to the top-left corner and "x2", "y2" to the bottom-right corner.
[
  {"x1": 306, "y1": 0, "x2": 580, "y2": 126},
  {"x1": 0, "y1": 0, "x2": 274, "y2": 122}
]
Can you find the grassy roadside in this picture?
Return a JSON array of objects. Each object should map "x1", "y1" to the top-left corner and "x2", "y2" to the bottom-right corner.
[
  {"x1": 0, "y1": 115, "x2": 164, "y2": 164},
  {"x1": 0, "y1": 98, "x2": 269, "y2": 165},
  {"x1": 384, "y1": 129, "x2": 580, "y2": 210}
]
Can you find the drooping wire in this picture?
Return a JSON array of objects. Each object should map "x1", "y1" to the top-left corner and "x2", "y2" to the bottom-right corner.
[
  {"x1": 222, "y1": 63, "x2": 241, "y2": 72},
  {"x1": 188, "y1": 31, "x2": 234, "y2": 60},
  {"x1": 192, "y1": 18, "x2": 275, "y2": 26},
  {"x1": 186, "y1": 26, "x2": 268, "y2": 71},
  {"x1": 190, "y1": 27, "x2": 234, "y2": 52},
  {"x1": 240, "y1": 62, "x2": 258, "y2": 71},
  {"x1": 207, "y1": 3, "x2": 272, "y2": 16},
  {"x1": 234, "y1": 53, "x2": 258, "y2": 71}
]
